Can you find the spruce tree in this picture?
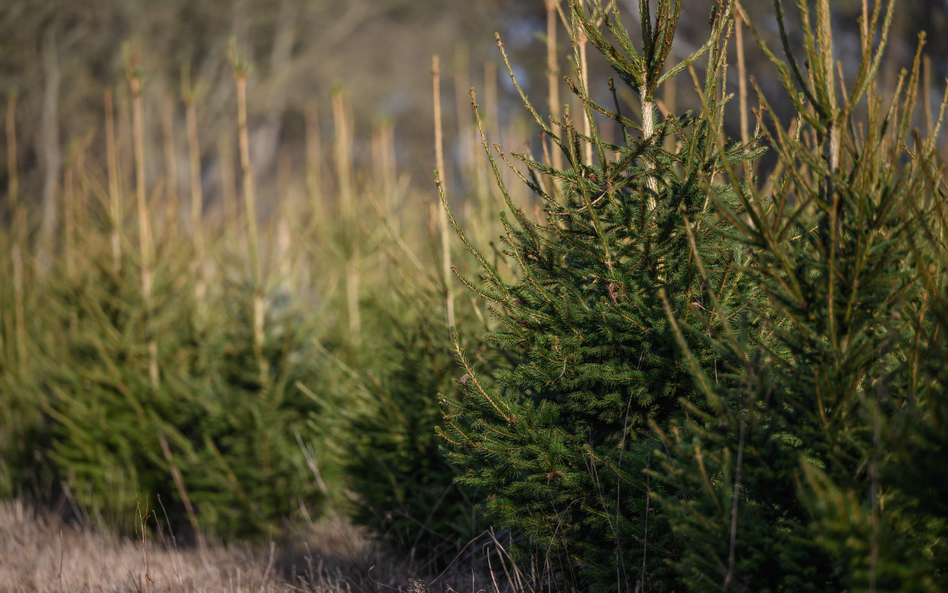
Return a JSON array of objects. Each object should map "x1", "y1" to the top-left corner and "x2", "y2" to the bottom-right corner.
[
  {"x1": 654, "y1": 0, "x2": 948, "y2": 590},
  {"x1": 439, "y1": 0, "x2": 760, "y2": 589},
  {"x1": 42, "y1": 222, "x2": 325, "y2": 538},
  {"x1": 342, "y1": 302, "x2": 499, "y2": 572}
]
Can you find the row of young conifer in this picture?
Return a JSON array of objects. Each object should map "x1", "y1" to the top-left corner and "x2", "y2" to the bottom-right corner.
[
  {"x1": 1, "y1": 0, "x2": 947, "y2": 590},
  {"x1": 0, "y1": 34, "x2": 501, "y2": 568}
]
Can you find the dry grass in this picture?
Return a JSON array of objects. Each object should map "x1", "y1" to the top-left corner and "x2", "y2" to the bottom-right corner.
[
  {"x1": 0, "y1": 498, "x2": 311, "y2": 592},
  {"x1": 0, "y1": 500, "x2": 524, "y2": 593}
]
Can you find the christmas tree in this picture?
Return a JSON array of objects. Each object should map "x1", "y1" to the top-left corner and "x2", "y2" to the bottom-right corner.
[
  {"x1": 655, "y1": 0, "x2": 948, "y2": 590},
  {"x1": 439, "y1": 0, "x2": 760, "y2": 589}
]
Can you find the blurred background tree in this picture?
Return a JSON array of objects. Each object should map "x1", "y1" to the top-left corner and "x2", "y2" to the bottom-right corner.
[{"x1": 3, "y1": 0, "x2": 945, "y2": 233}]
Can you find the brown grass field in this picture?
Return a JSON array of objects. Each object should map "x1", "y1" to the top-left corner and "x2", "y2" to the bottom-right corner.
[{"x1": 0, "y1": 499, "x2": 524, "y2": 593}]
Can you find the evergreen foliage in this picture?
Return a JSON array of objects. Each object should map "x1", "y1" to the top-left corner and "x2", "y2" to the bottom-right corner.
[
  {"x1": 320, "y1": 195, "x2": 514, "y2": 569},
  {"x1": 39, "y1": 229, "x2": 325, "y2": 538},
  {"x1": 654, "y1": 0, "x2": 948, "y2": 590},
  {"x1": 0, "y1": 278, "x2": 43, "y2": 499},
  {"x1": 439, "y1": 0, "x2": 761, "y2": 589},
  {"x1": 341, "y1": 304, "x2": 492, "y2": 571}
]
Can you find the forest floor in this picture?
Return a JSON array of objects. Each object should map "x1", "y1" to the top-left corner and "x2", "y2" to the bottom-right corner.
[{"x1": 0, "y1": 499, "x2": 498, "y2": 593}]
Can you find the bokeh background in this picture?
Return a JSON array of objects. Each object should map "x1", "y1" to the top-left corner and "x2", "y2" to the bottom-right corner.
[{"x1": 2, "y1": 0, "x2": 946, "y2": 227}]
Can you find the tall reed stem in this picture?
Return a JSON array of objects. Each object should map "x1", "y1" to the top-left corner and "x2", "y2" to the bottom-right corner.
[{"x1": 433, "y1": 55, "x2": 455, "y2": 328}]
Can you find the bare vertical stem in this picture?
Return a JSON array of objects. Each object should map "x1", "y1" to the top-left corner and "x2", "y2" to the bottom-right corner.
[
  {"x1": 546, "y1": 0, "x2": 563, "y2": 173},
  {"x1": 661, "y1": 75, "x2": 678, "y2": 160},
  {"x1": 332, "y1": 88, "x2": 360, "y2": 340},
  {"x1": 182, "y1": 66, "x2": 206, "y2": 312},
  {"x1": 641, "y1": 84, "x2": 658, "y2": 206},
  {"x1": 129, "y1": 69, "x2": 159, "y2": 391},
  {"x1": 816, "y1": 0, "x2": 840, "y2": 174},
  {"x1": 923, "y1": 55, "x2": 932, "y2": 136},
  {"x1": 234, "y1": 64, "x2": 268, "y2": 387},
  {"x1": 276, "y1": 148, "x2": 293, "y2": 284},
  {"x1": 332, "y1": 89, "x2": 353, "y2": 223},
  {"x1": 104, "y1": 90, "x2": 123, "y2": 273},
  {"x1": 118, "y1": 87, "x2": 134, "y2": 205},
  {"x1": 735, "y1": 5, "x2": 749, "y2": 145},
  {"x1": 162, "y1": 92, "x2": 179, "y2": 234},
  {"x1": 433, "y1": 56, "x2": 455, "y2": 328},
  {"x1": 861, "y1": 0, "x2": 869, "y2": 45},
  {"x1": 575, "y1": 0, "x2": 593, "y2": 166},
  {"x1": 235, "y1": 78, "x2": 260, "y2": 289},
  {"x1": 182, "y1": 71, "x2": 204, "y2": 257}
]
